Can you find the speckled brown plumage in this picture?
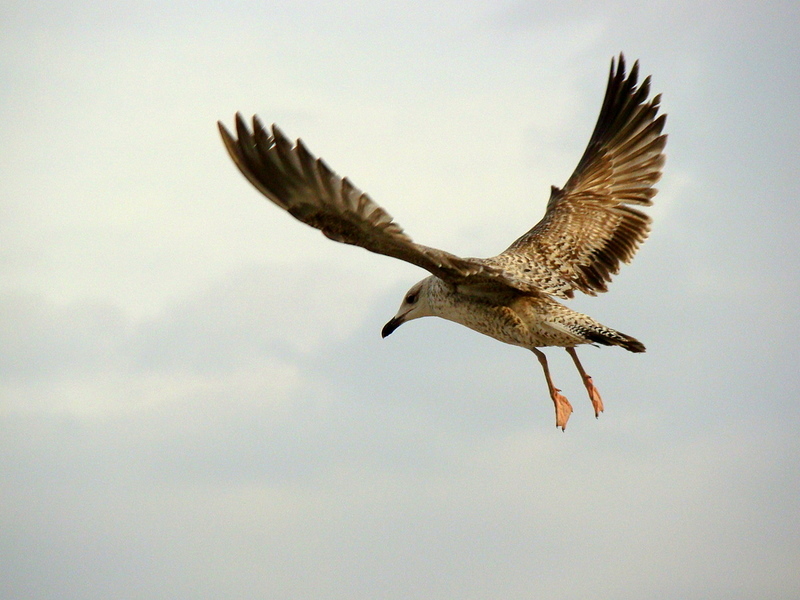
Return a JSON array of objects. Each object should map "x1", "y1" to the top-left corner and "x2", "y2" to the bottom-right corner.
[{"x1": 218, "y1": 54, "x2": 667, "y2": 430}]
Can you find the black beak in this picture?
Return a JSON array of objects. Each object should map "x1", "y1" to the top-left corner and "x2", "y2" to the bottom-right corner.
[{"x1": 381, "y1": 315, "x2": 404, "y2": 338}]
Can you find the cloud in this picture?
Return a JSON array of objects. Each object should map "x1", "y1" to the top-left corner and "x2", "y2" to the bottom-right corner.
[{"x1": 2, "y1": 2, "x2": 800, "y2": 599}]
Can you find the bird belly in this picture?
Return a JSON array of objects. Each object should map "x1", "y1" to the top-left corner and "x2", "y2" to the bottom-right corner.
[{"x1": 438, "y1": 294, "x2": 584, "y2": 350}]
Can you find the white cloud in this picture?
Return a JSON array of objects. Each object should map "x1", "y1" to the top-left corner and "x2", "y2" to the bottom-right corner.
[{"x1": 2, "y1": 1, "x2": 799, "y2": 599}]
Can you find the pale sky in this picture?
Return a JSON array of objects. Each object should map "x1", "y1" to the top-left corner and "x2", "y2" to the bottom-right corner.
[{"x1": 2, "y1": 1, "x2": 799, "y2": 599}]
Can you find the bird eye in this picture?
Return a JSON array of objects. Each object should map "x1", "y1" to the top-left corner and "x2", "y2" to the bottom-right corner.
[{"x1": 405, "y1": 291, "x2": 418, "y2": 304}]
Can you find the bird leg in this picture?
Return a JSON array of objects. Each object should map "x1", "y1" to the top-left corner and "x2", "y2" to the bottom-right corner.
[
  {"x1": 566, "y1": 347, "x2": 604, "y2": 418},
  {"x1": 532, "y1": 348, "x2": 573, "y2": 430}
]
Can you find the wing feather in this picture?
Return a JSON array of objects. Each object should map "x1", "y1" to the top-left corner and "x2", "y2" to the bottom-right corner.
[
  {"x1": 492, "y1": 54, "x2": 667, "y2": 298},
  {"x1": 219, "y1": 53, "x2": 665, "y2": 301},
  {"x1": 218, "y1": 115, "x2": 532, "y2": 291}
]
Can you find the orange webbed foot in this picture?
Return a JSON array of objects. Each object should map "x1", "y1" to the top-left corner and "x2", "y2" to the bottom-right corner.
[
  {"x1": 552, "y1": 388, "x2": 573, "y2": 431},
  {"x1": 583, "y1": 375, "x2": 604, "y2": 418}
]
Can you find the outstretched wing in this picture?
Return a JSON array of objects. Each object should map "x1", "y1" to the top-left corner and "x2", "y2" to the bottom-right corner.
[
  {"x1": 493, "y1": 54, "x2": 667, "y2": 298},
  {"x1": 219, "y1": 114, "x2": 526, "y2": 290}
]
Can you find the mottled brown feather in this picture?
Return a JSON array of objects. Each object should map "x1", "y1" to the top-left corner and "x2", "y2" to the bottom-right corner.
[
  {"x1": 218, "y1": 115, "x2": 538, "y2": 293},
  {"x1": 494, "y1": 54, "x2": 667, "y2": 298}
]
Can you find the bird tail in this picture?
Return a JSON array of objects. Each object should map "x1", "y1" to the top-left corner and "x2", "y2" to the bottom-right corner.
[{"x1": 582, "y1": 326, "x2": 646, "y2": 353}]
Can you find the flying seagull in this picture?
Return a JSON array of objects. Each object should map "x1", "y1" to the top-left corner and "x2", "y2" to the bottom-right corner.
[{"x1": 218, "y1": 54, "x2": 667, "y2": 430}]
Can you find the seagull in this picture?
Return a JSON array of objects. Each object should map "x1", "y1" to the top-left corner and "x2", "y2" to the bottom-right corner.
[{"x1": 218, "y1": 54, "x2": 666, "y2": 430}]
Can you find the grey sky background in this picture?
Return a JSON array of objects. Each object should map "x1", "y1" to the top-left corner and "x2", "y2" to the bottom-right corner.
[{"x1": 2, "y1": 1, "x2": 799, "y2": 599}]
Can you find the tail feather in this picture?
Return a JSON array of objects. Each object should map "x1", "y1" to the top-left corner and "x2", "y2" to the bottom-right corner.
[{"x1": 582, "y1": 327, "x2": 645, "y2": 353}]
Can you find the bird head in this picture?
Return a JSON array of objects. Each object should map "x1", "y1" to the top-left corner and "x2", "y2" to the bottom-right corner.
[{"x1": 381, "y1": 277, "x2": 435, "y2": 338}]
